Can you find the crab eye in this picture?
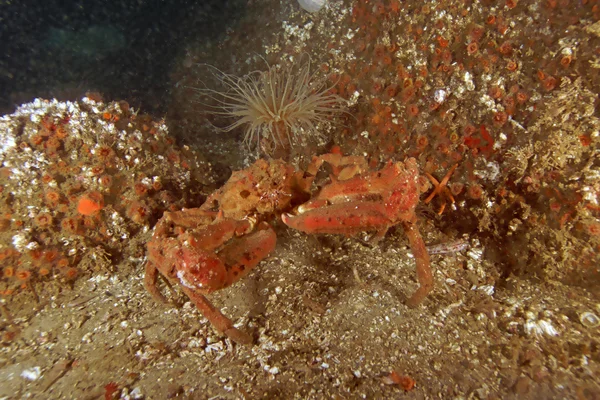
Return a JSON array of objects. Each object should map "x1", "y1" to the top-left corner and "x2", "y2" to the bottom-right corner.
[{"x1": 239, "y1": 190, "x2": 250, "y2": 198}]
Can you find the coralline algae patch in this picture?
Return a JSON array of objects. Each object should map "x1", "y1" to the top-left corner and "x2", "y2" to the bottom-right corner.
[{"x1": 0, "y1": 97, "x2": 211, "y2": 296}]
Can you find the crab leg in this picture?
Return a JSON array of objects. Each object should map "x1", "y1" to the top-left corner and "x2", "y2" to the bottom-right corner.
[
  {"x1": 145, "y1": 221, "x2": 277, "y2": 345},
  {"x1": 144, "y1": 261, "x2": 168, "y2": 304},
  {"x1": 147, "y1": 248, "x2": 254, "y2": 345},
  {"x1": 283, "y1": 205, "x2": 433, "y2": 306},
  {"x1": 179, "y1": 286, "x2": 253, "y2": 345},
  {"x1": 182, "y1": 225, "x2": 276, "y2": 344},
  {"x1": 402, "y1": 219, "x2": 433, "y2": 307}
]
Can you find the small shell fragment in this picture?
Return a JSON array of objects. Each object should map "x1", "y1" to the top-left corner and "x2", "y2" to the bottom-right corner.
[
  {"x1": 297, "y1": 0, "x2": 326, "y2": 13},
  {"x1": 579, "y1": 311, "x2": 599, "y2": 328},
  {"x1": 524, "y1": 319, "x2": 559, "y2": 337},
  {"x1": 467, "y1": 248, "x2": 483, "y2": 260},
  {"x1": 21, "y1": 367, "x2": 42, "y2": 381}
]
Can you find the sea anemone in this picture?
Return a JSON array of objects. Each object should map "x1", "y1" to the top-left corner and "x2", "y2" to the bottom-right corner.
[{"x1": 196, "y1": 59, "x2": 346, "y2": 155}]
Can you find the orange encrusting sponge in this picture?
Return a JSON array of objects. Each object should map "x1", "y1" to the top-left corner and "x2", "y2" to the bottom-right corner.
[{"x1": 77, "y1": 192, "x2": 104, "y2": 216}]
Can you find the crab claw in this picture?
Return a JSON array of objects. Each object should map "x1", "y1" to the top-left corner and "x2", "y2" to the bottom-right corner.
[
  {"x1": 178, "y1": 222, "x2": 277, "y2": 293},
  {"x1": 175, "y1": 246, "x2": 229, "y2": 291},
  {"x1": 282, "y1": 202, "x2": 392, "y2": 236}
]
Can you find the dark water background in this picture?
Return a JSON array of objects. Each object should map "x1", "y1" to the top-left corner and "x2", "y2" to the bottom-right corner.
[{"x1": 0, "y1": 0, "x2": 246, "y2": 115}]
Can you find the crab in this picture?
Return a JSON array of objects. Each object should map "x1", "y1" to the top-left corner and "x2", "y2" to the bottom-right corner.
[{"x1": 144, "y1": 153, "x2": 433, "y2": 344}]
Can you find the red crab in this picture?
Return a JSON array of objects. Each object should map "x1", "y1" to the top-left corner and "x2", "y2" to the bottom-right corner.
[{"x1": 144, "y1": 152, "x2": 432, "y2": 344}]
